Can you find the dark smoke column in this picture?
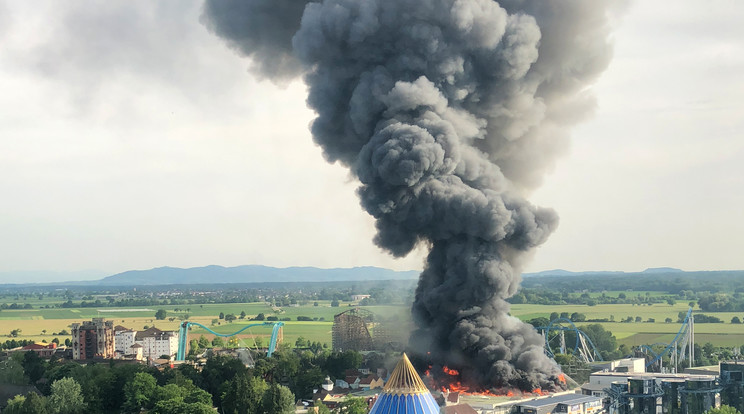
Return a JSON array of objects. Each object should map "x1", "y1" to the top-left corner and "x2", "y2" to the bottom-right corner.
[{"x1": 204, "y1": 0, "x2": 621, "y2": 391}]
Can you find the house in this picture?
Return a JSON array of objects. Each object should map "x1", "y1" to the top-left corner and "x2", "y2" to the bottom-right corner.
[
  {"x1": 359, "y1": 374, "x2": 384, "y2": 390},
  {"x1": 22, "y1": 342, "x2": 57, "y2": 358}
]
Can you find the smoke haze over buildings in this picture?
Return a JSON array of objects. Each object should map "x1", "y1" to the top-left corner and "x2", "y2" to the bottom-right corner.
[{"x1": 204, "y1": 0, "x2": 622, "y2": 390}]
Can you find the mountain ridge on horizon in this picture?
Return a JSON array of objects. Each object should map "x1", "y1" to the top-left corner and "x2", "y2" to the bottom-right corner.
[{"x1": 0, "y1": 265, "x2": 729, "y2": 286}]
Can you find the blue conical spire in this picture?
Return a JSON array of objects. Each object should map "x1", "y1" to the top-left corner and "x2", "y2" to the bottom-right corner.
[{"x1": 369, "y1": 353, "x2": 440, "y2": 414}]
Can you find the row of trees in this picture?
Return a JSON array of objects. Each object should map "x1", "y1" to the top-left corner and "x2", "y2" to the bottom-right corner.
[{"x1": 4, "y1": 338, "x2": 372, "y2": 413}]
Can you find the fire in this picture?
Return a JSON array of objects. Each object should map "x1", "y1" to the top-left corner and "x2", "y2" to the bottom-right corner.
[
  {"x1": 558, "y1": 373, "x2": 566, "y2": 383},
  {"x1": 429, "y1": 366, "x2": 544, "y2": 398}
]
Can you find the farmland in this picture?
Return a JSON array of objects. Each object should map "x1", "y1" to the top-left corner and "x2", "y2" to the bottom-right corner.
[
  {"x1": 0, "y1": 298, "x2": 413, "y2": 348},
  {"x1": 2, "y1": 293, "x2": 744, "y2": 350}
]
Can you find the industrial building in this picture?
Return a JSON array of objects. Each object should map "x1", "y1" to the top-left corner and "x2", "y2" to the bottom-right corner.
[
  {"x1": 71, "y1": 318, "x2": 115, "y2": 360},
  {"x1": 513, "y1": 394, "x2": 602, "y2": 414},
  {"x1": 577, "y1": 361, "x2": 744, "y2": 413}
]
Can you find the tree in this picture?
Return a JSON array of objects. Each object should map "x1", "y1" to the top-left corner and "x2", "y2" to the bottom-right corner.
[
  {"x1": 222, "y1": 373, "x2": 268, "y2": 414},
  {"x1": 152, "y1": 400, "x2": 214, "y2": 414},
  {"x1": 331, "y1": 300, "x2": 340, "y2": 307},
  {"x1": 527, "y1": 317, "x2": 549, "y2": 328},
  {"x1": 49, "y1": 377, "x2": 87, "y2": 414},
  {"x1": 123, "y1": 372, "x2": 157, "y2": 411},
  {"x1": 733, "y1": 316, "x2": 742, "y2": 324},
  {"x1": 549, "y1": 312, "x2": 559, "y2": 321},
  {"x1": 219, "y1": 312, "x2": 225, "y2": 319},
  {"x1": 212, "y1": 337, "x2": 225, "y2": 347},
  {"x1": 197, "y1": 335, "x2": 210, "y2": 349},
  {"x1": 570, "y1": 312, "x2": 586, "y2": 322},
  {"x1": 155, "y1": 309, "x2": 167, "y2": 320},
  {"x1": 577, "y1": 324, "x2": 618, "y2": 357},
  {"x1": 0, "y1": 358, "x2": 25, "y2": 385},
  {"x1": 336, "y1": 397, "x2": 368, "y2": 414},
  {"x1": 255, "y1": 313, "x2": 266, "y2": 321},
  {"x1": 240, "y1": 310, "x2": 246, "y2": 319},
  {"x1": 705, "y1": 405, "x2": 741, "y2": 414},
  {"x1": 3, "y1": 395, "x2": 26, "y2": 414},
  {"x1": 22, "y1": 349, "x2": 46, "y2": 383},
  {"x1": 314, "y1": 400, "x2": 331, "y2": 414},
  {"x1": 262, "y1": 383, "x2": 295, "y2": 414},
  {"x1": 225, "y1": 313, "x2": 237, "y2": 322},
  {"x1": 22, "y1": 392, "x2": 49, "y2": 414}
]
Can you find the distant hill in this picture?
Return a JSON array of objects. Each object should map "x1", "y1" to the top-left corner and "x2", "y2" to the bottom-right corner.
[
  {"x1": 523, "y1": 267, "x2": 685, "y2": 278},
  {"x1": 97, "y1": 265, "x2": 420, "y2": 286},
  {"x1": 642, "y1": 267, "x2": 683, "y2": 274},
  {"x1": 523, "y1": 269, "x2": 624, "y2": 277}
]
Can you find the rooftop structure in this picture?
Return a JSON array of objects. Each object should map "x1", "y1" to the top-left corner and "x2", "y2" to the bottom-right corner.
[{"x1": 368, "y1": 353, "x2": 440, "y2": 414}]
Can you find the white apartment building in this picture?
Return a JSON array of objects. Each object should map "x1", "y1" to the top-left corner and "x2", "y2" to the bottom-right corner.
[
  {"x1": 135, "y1": 327, "x2": 179, "y2": 359},
  {"x1": 114, "y1": 326, "x2": 137, "y2": 355}
]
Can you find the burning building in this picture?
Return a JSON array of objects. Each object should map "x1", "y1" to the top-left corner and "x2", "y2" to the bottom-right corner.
[{"x1": 203, "y1": 0, "x2": 621, "y2": 392}]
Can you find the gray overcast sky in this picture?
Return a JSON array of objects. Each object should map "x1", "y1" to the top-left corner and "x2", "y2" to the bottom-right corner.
[{"x1": 0, "y1": 1, "x2": 742, "y2": 282}]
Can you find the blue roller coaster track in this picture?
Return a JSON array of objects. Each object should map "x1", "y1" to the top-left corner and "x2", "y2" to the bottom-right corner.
[
  {"x1": 176, "y1": 321, "x2": 284, "y2": 361},
  {"x1": 539, "y1": 317, "x2": 604, "y2": 363},
  {"x1": 637, "y1": 307, "x2": 693, "y2": 370}
]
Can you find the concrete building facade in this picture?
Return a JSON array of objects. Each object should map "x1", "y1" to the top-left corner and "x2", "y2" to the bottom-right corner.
[
  {"x1": 71, "y1": 318, "x2": 114, "y2": 360},
  {"x1": 135, "y1": 327, "x2": 179, "y2": 359},
  {"x1": 114, "y1": 326, "x2": 137, "y2": 355}
]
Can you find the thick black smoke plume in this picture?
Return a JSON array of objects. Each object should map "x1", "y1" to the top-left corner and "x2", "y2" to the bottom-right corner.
[{"x1": 204, "y1": 0, "x2": 621, "y2": 391}]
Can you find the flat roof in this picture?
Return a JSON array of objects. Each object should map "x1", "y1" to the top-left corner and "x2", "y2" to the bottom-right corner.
[
  {"x1": 591, "y1": 372, "x2": 716, "y2": 380},
  {"x1": 518, "y1": 394, "x2": 601, "y2": 408},
  {"x1": 580, "y1": 383, "x2": 607, "y2": 392}
]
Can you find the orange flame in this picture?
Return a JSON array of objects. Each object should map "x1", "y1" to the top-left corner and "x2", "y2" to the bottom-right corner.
[
  {"x1": 431, "y1": 366, "x2": 549, "y2": 398},
  {"x1": 558, "y1": 373, "x2": 566, "y2": 383}
]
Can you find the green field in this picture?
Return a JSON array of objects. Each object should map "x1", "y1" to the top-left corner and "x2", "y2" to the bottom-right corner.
[
  {"x1": 509, "y1": 302, "x2": 744, "y2": 347},
  {"x1": 0, "y1": 301, "x2": 411, "y2": 349},
  {"x1": 2, "y1": 299, "x2": 744, "y2": 350}
]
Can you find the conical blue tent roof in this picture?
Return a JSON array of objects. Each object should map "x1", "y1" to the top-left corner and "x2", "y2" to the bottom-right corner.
[{"x1": 369, "y1": 353, "x2": 440, "y2": 414}]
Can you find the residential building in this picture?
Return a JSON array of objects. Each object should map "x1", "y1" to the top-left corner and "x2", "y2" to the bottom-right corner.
[
  {"x1": 358, "y1": 374, "x2": 383, "y2": 391},
  {"x1": 71, "y1": 318, "x2": 115, "y2": 360},
  {"x1": 135, "y1": 327, "x2": 179, "y2": 359},
  {"x1": 114, "y1": 326, "x2": 137, "y2": 355}
]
